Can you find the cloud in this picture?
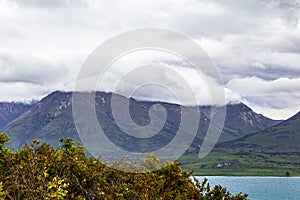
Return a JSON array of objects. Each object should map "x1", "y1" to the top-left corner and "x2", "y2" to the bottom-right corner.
[
  {"x1": 0, "y1": 82, "x2": 48, "y2": 102},
  {"x1": 0, "y1": 0, "x2": 299, "y2": 118},
  {"x1": 0, "y1": 52, "x2": 70, "y2": 85},
  {"x1": 10, "y1": 0, "x2": 88, "y2": 8},
  {"x1": 91, "y1": 50, "x2": 238, "y2": 106},
  {"x1": 227, "y1": 76, "x2": 300, "y2": 119}
]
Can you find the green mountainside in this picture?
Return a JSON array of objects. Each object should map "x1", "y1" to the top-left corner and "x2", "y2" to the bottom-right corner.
[
  {"x1": 2, "y1": 91, "x2": 298, "y2": 176},
  {"x1": 1, "y1": 91, "x2": 278, "y2": 153},
  {"x1": 180, "y1": 112, "x2": 300, "y2": 176},
  {"x1": 218, "y1": 111, "x2": 300, "y2": 153}
]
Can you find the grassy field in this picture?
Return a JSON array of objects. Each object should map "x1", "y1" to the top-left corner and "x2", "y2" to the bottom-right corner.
[{"x1": 178, "y1": 152, "x2": 300, "y2": 176}]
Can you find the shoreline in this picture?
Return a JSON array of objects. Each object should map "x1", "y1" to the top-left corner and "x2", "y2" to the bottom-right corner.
[{"x1": 193, "y1": 174, "x2": 300, "y2": 177}]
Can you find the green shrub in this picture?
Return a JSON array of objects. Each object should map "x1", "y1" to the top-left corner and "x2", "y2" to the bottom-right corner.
[{"x1": 0, "y1": 132, "x2": 248, "y2": 199}]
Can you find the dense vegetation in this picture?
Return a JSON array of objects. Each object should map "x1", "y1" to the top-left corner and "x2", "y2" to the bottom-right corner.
[{"x1": 0, "y1": 132, "x2": 248, "y2": 199}]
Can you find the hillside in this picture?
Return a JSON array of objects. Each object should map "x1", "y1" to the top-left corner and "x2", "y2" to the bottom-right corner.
[
  {"x1": 0, "y1": 102, "x2": 32, "y2": 129},
  {"x1": 2, "y1": 91, "x2": 278, "y2": 152},
  {"x1": 2, "y1": 92, "x2": 77, "y2": 149},
  {"x1": 219, "y1": 103, "x2": 279, "y2": 141},
  {"x1": 3, "y1": 91, "x2": 176, "y2": 151},
  {"x1": 179, "y1": 111, "x2": 300, "y2": 176},
  {"x1": 217, "y1": 111, "x2": 300, "y2": 153}
]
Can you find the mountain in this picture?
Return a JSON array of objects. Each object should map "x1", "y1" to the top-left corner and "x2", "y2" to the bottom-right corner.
[
  {"x1": 2, "y1": 91, "x2": 279, "y2": 152},
  {"x1": 186, "y1": 111, "x2": 300, "y2": 176},
  {"x1": 186, "y1": 102, "x2": 279, "y2": 153},
  {"x1": 217, "y1": 111, "x2": 300, "y2": 153},
  {"x1": 2, "y1": 92, "x2": 77, "y2": 149},
  {"x1": 0, "y1": 102, "x2": 32, "y2": 129},
  {"x1": 219, "y1": 103, "x2": 280, "y2": 141},
  {"x1": 4, "y1": 91, "x2": 195, "y2": 152}
]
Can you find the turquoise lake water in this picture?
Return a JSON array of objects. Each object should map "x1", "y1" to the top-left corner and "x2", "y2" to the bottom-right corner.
[{"x1": 196, "y1": 176, "x2": 300, "y2": 200}]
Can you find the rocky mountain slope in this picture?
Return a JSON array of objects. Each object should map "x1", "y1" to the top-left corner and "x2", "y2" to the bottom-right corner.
[
  {"x1": 1, "y1": 91, "x2": 279, "y2": 152},
  {"x1": 0, "y1": 102, "x2": 32, "y2": 129}
]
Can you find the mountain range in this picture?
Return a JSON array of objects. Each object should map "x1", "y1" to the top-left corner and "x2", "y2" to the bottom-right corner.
[{"x1": 0, "y1": 91, "x2": 285, "y2": 154}]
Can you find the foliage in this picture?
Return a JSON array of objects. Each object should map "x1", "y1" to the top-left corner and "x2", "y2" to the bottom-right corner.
[{"x1": 0, "y1": 132, "x2": 248, "y2": 199}]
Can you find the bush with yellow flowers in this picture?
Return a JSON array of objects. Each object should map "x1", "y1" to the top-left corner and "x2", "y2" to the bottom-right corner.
[{"x1": 0, "y1": 132, "x2": 248, "y2": 199}]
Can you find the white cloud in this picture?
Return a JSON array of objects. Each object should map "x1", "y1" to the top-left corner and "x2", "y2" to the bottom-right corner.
[
  {"x1": 227, "y1": 76, "x2": 300, "y2": 119},
  {"x1": 0, "y1": 0, "x2": 299, "y2": 119},
  {"x1": 0, "y1": 82, "x2": 48, "y2": 102},
  {"x1": 94, "y1": 50, "x2": 238, "y2": 106}
]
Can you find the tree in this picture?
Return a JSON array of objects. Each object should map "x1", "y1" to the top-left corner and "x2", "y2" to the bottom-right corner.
[
  {"x1": 0, "y1": 133, "x2": 249, "y2": 199},
  {"x1": 0, "y1": 132, "x2": 9, "y2": 150}
]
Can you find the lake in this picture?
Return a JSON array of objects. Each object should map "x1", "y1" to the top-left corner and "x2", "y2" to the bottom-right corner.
[{"x1": 196, "y1": 176, "x2": 300, "y2": 200}]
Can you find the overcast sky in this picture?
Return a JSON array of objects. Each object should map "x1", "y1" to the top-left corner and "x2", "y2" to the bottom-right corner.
[{"x1": 0, "y1": 0, "x2": 300, "y2": 120}]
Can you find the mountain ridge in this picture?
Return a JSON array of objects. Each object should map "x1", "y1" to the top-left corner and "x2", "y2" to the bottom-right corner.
[
  {"x1": 0, "y1": 102, "x2": 33, "y2": 129},
  {"x1": 1, "y1": 91, "x2": 280, "y2": 152}
]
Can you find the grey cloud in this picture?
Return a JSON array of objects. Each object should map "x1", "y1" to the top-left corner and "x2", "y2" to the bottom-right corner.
[
  {"x1": 276, "y1": 0, "x2": 300, "y2": 26},
  {"x1": 219, "y1": 64, "x2": 300, "y2": 83},
  {"x1": 10, "y1": 0, "x2": 88, "y2": 8},
  {"x1": 0, "y1": 52, "x2": 69, "y2": 85},
  {"x1": 171, "y1": 0, "x2": 299, "y2": 38},
  {"x1": 226, "y1": 77, "x2": 300, "y2": 112},
  {"x1": 216, "y1": 0, "x2": 300, "y2": 26},
  {"x1": 0, "y1": 0, "x2": 299, "y2": 119}
]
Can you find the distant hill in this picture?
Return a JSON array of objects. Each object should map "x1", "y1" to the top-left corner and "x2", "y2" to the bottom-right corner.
[
  {"x1": 217, "y1": 111, "x2": 300, "y2": 153},
  {"x1": 1, "y1": 91, "x2": 279, "y2": 152},
  {"x1": 0, "y1": 102, "x2": 32, "y2": 129}
]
